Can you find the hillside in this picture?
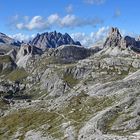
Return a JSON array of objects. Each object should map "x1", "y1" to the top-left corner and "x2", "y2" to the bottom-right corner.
[{"x1": 0, "y1": 28, "x2": 140, "y2": 140}]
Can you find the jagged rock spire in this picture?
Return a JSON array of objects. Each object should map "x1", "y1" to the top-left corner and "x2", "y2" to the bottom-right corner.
[
  {"x1": 30, "y1": 31, "x2": 81, "y2": 50},
  {"x1": 103, "y1": 27, "x2": 122, "y2": 47},
  {"x1": 103, "y1": 27, "x2": 140, "y2": 53}
]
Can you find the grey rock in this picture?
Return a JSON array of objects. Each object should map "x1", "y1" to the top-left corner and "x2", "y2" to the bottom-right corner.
[
  {"x1": 46, "y1": 45, "x2": 95, "y2": 62},
  {"x1": 104, "y1": 27, "x2": 122, "y2": 48},
  {"x1": 16, "y1": 43, "x2": 43, "y2": 68}
]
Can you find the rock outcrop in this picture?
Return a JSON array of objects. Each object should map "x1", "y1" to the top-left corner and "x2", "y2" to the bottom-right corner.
[
  {"x1": 16, "y1": 44, "x2": 43, "y2": 68},
  {"x1": 103, "y1": 27, "x2": 122, "y2": 48},
  {"x1": 45, "y1": 45, "x2": 97, "y2": 62},
  {"x1": 6, "y1": 49, "x2": 17, "y2": 61}
]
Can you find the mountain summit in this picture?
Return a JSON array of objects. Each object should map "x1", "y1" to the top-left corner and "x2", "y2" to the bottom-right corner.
[
  {"x1": 30, "y1": 31, "x2": 81, "y2": 50},
  {"x1": 103, "y1": 27, "x2": 140, "y2": 52},
  {"x1": 103, "y1": 27, "x2": 122, "y2": 48}
]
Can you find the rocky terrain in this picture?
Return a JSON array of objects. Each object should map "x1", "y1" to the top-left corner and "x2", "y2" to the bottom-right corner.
[{"x1": 0, "y1": 28, "x2": 140, "y2": 140}]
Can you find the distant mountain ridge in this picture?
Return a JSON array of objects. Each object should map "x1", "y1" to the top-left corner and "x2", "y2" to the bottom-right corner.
[
  {"x1": 0, "y1": 32, "x2": 21, "y2": 46},
  {"x1": 30, "y1": 31, "x2": 81, "y2": 50},
  {"x1": 0, "y1": 32, "x2": 21, "y2": 55}
]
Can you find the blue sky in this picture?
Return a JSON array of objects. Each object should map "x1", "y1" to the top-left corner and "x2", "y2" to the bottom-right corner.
[{"x1": 0, "y1": 0, "x2": 140, "y2": 46}]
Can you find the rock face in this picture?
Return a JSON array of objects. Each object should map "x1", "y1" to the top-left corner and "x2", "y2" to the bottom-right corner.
[
  {"x1": 45, "y1": 45, "x2": 97, "y2": 62},
  {"x1": 30, "y1": 31, "x2": 81, "y2": 50},
  {"x1": 16, "y1": 44, "x2": 43, "y2": 68},
  {"x1": 103, "y1": 27, "x2": 122, "y2": 48},
  {"x1": 0, "y1": 81, "x2": 25, "y2": 97},
  {"x1": 6, "y1": 49, "x2": 17, "y2": 61}
]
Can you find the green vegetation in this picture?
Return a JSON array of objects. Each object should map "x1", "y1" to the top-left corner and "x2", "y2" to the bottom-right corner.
[
  {"x1": 0, "y1": 55, "x2": 14, "y2": 74},
  {"x1": 104, "y1": 112, "x2": 123, "y2": 134},
  {"x1": 0, "y1": 100, "x2": 9, "y2": 110},
  {"x1": 28, "y1": 87, "x2": 48, "y2": 100},
  {"x1": 58, "y1": 92, "x2": 117, "y2": 136},
  {"x1": 0, "y1": 67, "x2": 13, "y2": 75},
  {"x1": 0, "y1": 55, "x2": 12, "y2": 63},
  {"x1": 0, "y1": 109, "x2": 64, "y2": 139},
  {"x1": 0, "y1": 92, "x2": 119, "y2": 139},
  {"x1": 6, "y1": 68, "x2": 28, "y2": 81},
  {"x1": 105, "y1": 113, "x2": 135, "y2": 136},
  {"x1": 123, "y1": 115, "x2": 135, "y2": 122},
  {"x1": 63, "y1": 73, "x2": 79, "y2": 87}
]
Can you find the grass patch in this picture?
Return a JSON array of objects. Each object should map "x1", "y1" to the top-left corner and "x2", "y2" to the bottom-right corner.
[
  {"x1": 0, "y1": 55, "x2": 14, "y2": 75},
  {"x1": 0, "y1": 55, "x2": 12, "y2": 63},
  {"x1": 0, "y1": 100, "x2": 9, "y2": 110},
  {"x1": 0, "y1": 109, "x2": 64, "y2": 139},
  {"x1": 6, "y1": 68, "x2": 28, "y2": 81},
  {"x1": 58, "y1": 92, "x2": 117, "y2": 137},
  {"x1": 63, "y1": 73, "x2": 79, "y2": 87}
]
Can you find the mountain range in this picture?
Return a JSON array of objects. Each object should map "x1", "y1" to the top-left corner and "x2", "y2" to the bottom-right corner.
[
  {"x1": 30, "y1": 31, "x2": 81, "y2": 50},
  {"x1": 0, "y1": 28, "x2": 140, "y2": 140}
]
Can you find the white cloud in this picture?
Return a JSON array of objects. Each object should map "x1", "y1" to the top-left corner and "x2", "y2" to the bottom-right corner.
[
  {"x1": 16, "y1": 23, "x2": 24, "y2": 29},
  {"x1": 15, "y1": 14, "x2": 103, "y2": 31},
  {"x1": 47, "y1": 14, "x2": 60, "y2": 24},
  {"x1": 71, "y1": 26, "x2": 109, "y2": 47},
  {"x1": 65, "y1": 4, "x2": 73, "y2": 13},
  {"x1": 84, "y1": 0, "x2": 105, "y2": 5},
  {"x1": 9, "y1": 33, "x2": 35, "y2": 42},
  {"x1": 23, "y1": 16, "x2": 49, "y2": 30},
  {"x1": 16, "y1": 16, "x2": 49, "y2": 30},
  {"x1": 61, "y1": 15, "x2": 77, "y2": 27},
  {"x1": 23, "y1": 16, "x2": 30, "y2": 22}
]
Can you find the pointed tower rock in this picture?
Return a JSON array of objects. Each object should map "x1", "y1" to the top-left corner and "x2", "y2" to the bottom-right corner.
[{"x1": 103, "y1": 27, "x2": 122, "y2": 48}]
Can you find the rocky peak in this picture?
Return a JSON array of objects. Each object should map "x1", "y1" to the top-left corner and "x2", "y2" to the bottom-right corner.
[
  {"x1": 102, "y1": 27, "x2": 140, "y2": 55},
  {"x1": 103, "y1": 27, "x2": 122, "y2": 48},
  {"x1": 109, "y1": 27, "x2": 122, "y2": 38},
  {"x1": 30, "y1": 31, "x2": 81, "y2": 50}
]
